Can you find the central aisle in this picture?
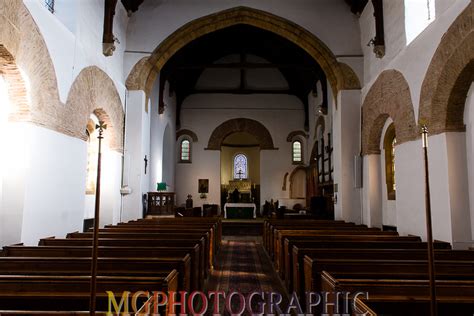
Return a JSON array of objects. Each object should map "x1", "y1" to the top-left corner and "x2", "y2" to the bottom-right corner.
[{"x1": 205, "y1": 239, "x2": 289, "y2": 314}]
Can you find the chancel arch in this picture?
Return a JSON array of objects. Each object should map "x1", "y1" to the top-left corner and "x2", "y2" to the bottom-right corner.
[
  {"x1": 207, "y1": 118, "x2": 276, "y2": 151},
  {"x1": 125, "y1": 6, "x2": 360, "y2": 98}
]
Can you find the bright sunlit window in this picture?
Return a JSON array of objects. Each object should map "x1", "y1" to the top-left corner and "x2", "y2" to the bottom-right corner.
[{"x1": 405, "y1": 0, "x2": 436, "y2": 45}]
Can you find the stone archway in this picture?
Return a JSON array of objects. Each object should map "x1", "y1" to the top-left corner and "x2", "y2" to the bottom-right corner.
[
  {"x1": 65, "y1": 66, "x2": 124, "y2": 152},
  {"x1": 125, "y1": 6, "x2": 360, "y2": 97},
  {"x1": 0, "y1": 45, "x2": 29, "y2": 121},
  {"x1": 206, "y1": 118, "x2": 276, "y2": 150},
  {"x1": 418, "y1": 2, "x2": 474, "y2": 134},
  {"x1": 0, "y1": 1, "x2": 60, "y2": 126},
  {"x1": 361, "y1": 70, "x2": 418, "y2": 155}
]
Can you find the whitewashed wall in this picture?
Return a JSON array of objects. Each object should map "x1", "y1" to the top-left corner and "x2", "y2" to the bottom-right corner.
[
  {"x1": 23, "y1": 0, "x2": 128, "y2": 104},
  {"x1": 360, "y1": 0, "x2": 470, "y2": 114},
  {"x1": 149, "y1": 77, "x2": 177, "y2": 193},
  {"x1": 359, "y1": 0, "x2": 473, "y2": 247},
  {"x1": 0, "y1": 0, "x2": 129, "y2": 247},
  {"x1": 0, "y1": 123, "x2": 88, "y2": 246}
]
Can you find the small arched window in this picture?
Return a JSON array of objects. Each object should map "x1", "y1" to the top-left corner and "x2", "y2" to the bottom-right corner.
[
  {"x1": 292, "y1": 140, "x2": 303, "y2": 164},
  {"x1": 384, "y1": 124, "x2": 396, "y2": 200},
  {"x1": 233, "y1": 154, "x2": 248, "y2": 179},
  {"x1": 180, "y1": 139, "x2": 191, "y2": 162}
]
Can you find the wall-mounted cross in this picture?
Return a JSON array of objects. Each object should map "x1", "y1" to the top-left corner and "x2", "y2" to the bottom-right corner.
[{"x1": 144, "y1": 155, "x2": 148, "y2": 175}]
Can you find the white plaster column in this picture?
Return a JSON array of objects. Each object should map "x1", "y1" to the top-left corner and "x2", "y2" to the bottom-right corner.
[
  {"x1": 101, "y1": 150, "x2": 123, "y2": 225},
  {"x1": 121, "y1": 90, "x2": 150, "y2": 221},
  {"x1": 332, "y1": 90, "x2": 362, "y2": 223},
  {"x1": 445, "y1": 132, "x2": 472, "y2": 249},
  {"x1": 362, "y1": 154, "x2": 383, "y2": 228},
  {"x1": 0, "y1": 123, "x2": 28, "y2": 246},
  {"x1": 395, "y1": 139, "x2": 427, "y2": 238}
]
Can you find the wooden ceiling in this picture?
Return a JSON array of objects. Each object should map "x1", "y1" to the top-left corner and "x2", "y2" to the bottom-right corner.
[{"x1": 121, "y1": 0, "x2": 368, "y2": 15}]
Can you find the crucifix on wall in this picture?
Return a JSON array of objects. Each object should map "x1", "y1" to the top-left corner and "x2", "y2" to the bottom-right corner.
[
  {"x1": 144, "y1": 155, "x2": 148, "y2": 174},
  {"x1": 237, "y1": 169, "x2": 244, "y2": 180}
]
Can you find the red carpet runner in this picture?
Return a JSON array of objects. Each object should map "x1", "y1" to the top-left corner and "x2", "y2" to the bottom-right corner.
[{"x1": 205, "y1": 240, "x2": 289, "y2": 315}]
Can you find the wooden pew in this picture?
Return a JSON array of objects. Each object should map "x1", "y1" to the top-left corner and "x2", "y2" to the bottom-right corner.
[
  {"x1": 287, "y1": 239, "x2": 451, "y2": 292},
  {"x1": 2, "y1": 245, "x2": 202, "y2": 290},
  {"x1": 66, "y1": 231, "x2": 214, "y2": 269},
  {"x1": 103, "y1": 223, "x2": 221, "y2": 254},
  {"x1": 304, "y1": 257, "x2": 474, "y2": 293},
  {"x1": 321, "y1": 271, "x2": 474, "y2": 316},
  {"x1": 264, "y1": 221, "x2": 356, "y2": 255},
  {"x1": 39, "y1": 237, "x2": 209, "y2": 280},
  {"x1": 0, "y1": 256, "x2": 191, "y2": 292},
  {"x1": 0, "y1": 272, "x2": 178, "y2": 314},
  {"x1": 274, "y1": 231, "x2": 407, "y2": 278},
  {"x1": 303, "y1": 249, "x2": 474, "y2": 307},
  {"x1": 130, "y1": 217, "x2": 222, "y2": 252},
  {"x1": 263, "y1": 219, "x2": 349, "y2": 249},
  {"x1": 271, "y1": 227, "x2": 397, "y2": 264}
]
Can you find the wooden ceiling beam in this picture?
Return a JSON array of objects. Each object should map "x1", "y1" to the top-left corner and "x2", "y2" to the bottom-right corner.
[
  {"x1": 175, "y1": 63, "x2": 318, "y2": 71},
  {"x1": 190, "y1": 88, "x2": 293, "y2": 95},
  {"x1": 102, "y1": 0, "x2": 118, "y2": 57}
]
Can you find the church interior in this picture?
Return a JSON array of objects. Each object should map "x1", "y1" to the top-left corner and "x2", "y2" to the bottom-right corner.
[{"x1": 0, "y1": 0, "x2": 473, "y2": 314}]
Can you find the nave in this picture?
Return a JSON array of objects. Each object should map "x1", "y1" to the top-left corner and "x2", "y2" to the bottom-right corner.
[{"x1": 1, "y1": 216, "x2": 474, "y2": 315}]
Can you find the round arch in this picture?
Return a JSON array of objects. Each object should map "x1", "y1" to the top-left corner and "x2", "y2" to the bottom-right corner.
[
  {"x1": 286, "y1": 130, "x2": 308, "y2": 142},
  {"x1": 206, "y1": 118, "x2": 276, "y2": 150},
  {"x1": 362, "y1": 70, "x2": 418, "y2": 155},
  {"x1": 0, "y1": 1, "x2": 60, "y2": 126},
  {"x1": 176, "y1": 129, "x2": 198, "y2": 142},
  {"x1": 419, "y1": 2, "x2": 474, "y2": 134},
  {"x1": 65, "y1": 66, "x2": 124, "y2": 152},
  {"x1": 125, "y1": 6, "x2": 359, "y2": 97}
]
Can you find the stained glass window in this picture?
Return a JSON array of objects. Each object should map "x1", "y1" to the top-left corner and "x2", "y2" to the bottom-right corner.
[
  {"x1": 233, "y1": 154, "x2": 248, "y2": 179},
  {"x1": 292, "y1": 141, "x2": 302, "y2": 163},
  {"x1": 180, "y1": 139, "x2": 190, "y2": 161}
]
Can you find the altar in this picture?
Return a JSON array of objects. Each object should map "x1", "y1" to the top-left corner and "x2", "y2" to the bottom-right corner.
[{"x1": 224, "y1": 203, "x2": 257, "y2": 219}]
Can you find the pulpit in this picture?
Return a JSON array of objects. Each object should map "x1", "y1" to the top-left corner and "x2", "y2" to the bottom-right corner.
[{"x1": 147, "y1": 192, "x2": 175, "y2": 216}]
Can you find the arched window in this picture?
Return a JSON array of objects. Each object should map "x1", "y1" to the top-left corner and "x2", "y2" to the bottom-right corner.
[
  {"x1": 179, "y1": 139, "x2": 191, "y2": 162},
  {"x1": 233, "y1": 154, "x2": 248, "y2": 179},
  {"x1": 292, "y1": 140, "x2": 303, "y2": 164},
  {"x1": 85, "y1": 115, "x2": 99, "y2": 195},
  {"x1": 45, "y1": 0, "x2": 55, "y2": 13},
  {"x1": 405, "y1": 0, "x2": 435, "y2": 45},
  {"x1": 384, "y1": 124, "x2": 396, "y2": 200}
]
